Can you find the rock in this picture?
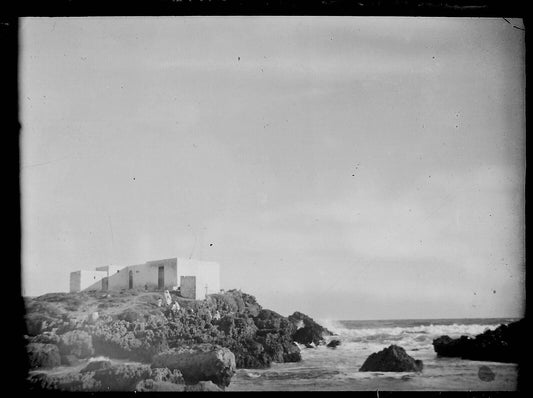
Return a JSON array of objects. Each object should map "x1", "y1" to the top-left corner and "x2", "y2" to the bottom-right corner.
[
  {"x1": 30, "y1": 332, "x2": 60, "y2": 345},
  {"x1": 359, "y1": 345, "x2": 423, "y2": 372},
  {"x1": 150, "y1": 367, "x2": 185, "y2": 384},
  {"x1": 58, "y1": 330, "x2": 94, "y2": 358},
  {"x1": 92, "y1": 363, "x2": 152, "y2": 390},
  {"x1": 289, "y1": 311, "x2": 332, "y2": 346},
  {"x1": 432, "y1": 320, "x2": 524, "y2": 363},
  {"x1": 282, "y1": 342, "x2": 302, "y2": 362},
  {"x1": 152, "y1": 344, "x2": 236, "y2": 387},
  {"x1": 185, "y1": 381, "x2": 224, "y2": 391},
  {"x1": 80, "y1": 359, "x2": 112, "y2": 373},
  {"x1": 27, "y1": 371, "x2": 100, "y2": 391},
  {"x1": 27, "y1": 343, "x2": 61, "y2": 369},
  {"x1": 327, "y1": 339, "x2": 341, "y2": 348},
  {"x1": 478, "y1": 365, "x2": 495, "y2": 382}
]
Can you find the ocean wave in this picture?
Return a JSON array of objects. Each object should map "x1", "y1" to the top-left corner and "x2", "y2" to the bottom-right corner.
[{"x1": 319, "y1": 319, "x2": 502, "y2": 345}]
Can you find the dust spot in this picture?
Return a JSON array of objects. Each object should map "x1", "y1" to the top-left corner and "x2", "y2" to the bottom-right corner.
[{"x1": 478, "y1": 365, "x2": 495, "y2": 382}]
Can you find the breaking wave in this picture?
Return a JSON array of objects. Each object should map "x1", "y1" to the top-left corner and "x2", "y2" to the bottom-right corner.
[{"x1": 318, "y1": 319, "x2": 504, "y2": 347}]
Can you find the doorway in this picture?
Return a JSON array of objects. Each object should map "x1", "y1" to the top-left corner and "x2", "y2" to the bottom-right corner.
[
  {"x1": 102, "y1": 277, "x2": 108, "y2": 291},
  {"x1": 158, "y1": 266, "x2": 164, "y2": 290},
  {"x1": 129, "y1": 270, "x2": 133, "y2": 289}
]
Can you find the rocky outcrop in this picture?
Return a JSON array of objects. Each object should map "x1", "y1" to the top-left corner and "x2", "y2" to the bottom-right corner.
[
  {"x1": 24, "y1": 288, "x2": 330, "y2": 391},
  {"x1": 26, "y1": 343, "x2": 61, "y2": 369},
  {"x1": 432, "y1": 319, "x2": 524, "y2": 363},
  {"x1": 152, "y1": 344, "x2": 236, "y2": 388},
  {"x1": 359, "y1": 345, "x2": 423, "y2": 372},
  {"x1": 288, "y1": 311, "x2": 332, "y2": 346}
]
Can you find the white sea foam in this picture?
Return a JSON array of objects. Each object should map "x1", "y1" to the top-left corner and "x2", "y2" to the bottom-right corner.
[{"x1": 317, "y1": 319, "x2": 504, "y2": 350}]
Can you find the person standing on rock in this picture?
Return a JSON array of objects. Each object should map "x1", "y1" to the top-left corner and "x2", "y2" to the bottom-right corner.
[{"x1": 164, "y1": 290, "x2": 172, "y2": 306}]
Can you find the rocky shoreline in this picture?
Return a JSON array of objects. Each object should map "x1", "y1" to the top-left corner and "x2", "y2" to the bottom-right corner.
[
  {"x1": 24, "y1": 289, "x2": 332, "y2": 391},
  {"x1": 23, "y1": 289, "x2": 524, "y2": 391}
]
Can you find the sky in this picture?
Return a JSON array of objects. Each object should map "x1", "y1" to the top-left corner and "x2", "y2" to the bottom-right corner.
[{"x1": 20, "y1": 17, "x2": 525, "y2": 320}]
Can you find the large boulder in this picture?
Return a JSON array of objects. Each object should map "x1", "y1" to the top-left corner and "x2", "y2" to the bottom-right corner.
[
  {"x1": 432, "y1": 320, "x2": 524, "y2": 363},
  {"x1": 58, "y1": 330, "x2": 94, "y2": 358},
  {"x1": 26, "y1": 343, "x2": 61, "y2": 369},
  {"x1": 359, "y1": 345, "x2": 423, "y2": 372},
  {"x1": 152, "y1": 344, "x2": 236, "y2": 387},
  {"x1": 288, "y1": 311, "x2": 332, "y2": 346}
]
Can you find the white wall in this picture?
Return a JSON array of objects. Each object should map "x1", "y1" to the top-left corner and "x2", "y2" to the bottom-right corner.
[
  {"x1": 176, "y1": 258, "x2": 199, "y2": 283},
  {"x1": 78, "y1": 270, "x2": 108, "y2": 292},
  {"x1": 70, "y1": 271, "x2": 81, "y2": 293},
  {"x1": 69, "y1": 257, "x2": 219, "y2": 296},
  {"x1": 175, "y1": 259, "x2": 220, "y2": 300},
  {"x1": 107, "y1": 265, "x2": 131, "y2": 290},
  {"x1": 129, "y1": 260, "x2": 178, "y2": 290},
  {"x1": 146, "y1": 258, "x2": 179, "y2": 290}
]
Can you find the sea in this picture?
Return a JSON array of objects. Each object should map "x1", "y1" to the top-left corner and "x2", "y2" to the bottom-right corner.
[{"x1": 227, "y1": 317, "x2": 520, "y2": 391}]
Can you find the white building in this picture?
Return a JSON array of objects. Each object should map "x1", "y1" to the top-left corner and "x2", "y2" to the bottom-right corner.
[{"x1": 69, "y1": 257, "x2": 220, "y2": 300}]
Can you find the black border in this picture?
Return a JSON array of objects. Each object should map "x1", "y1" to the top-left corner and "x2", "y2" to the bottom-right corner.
[{"x1": 3, "y1": 0, "x2": 529, "y2": 394}]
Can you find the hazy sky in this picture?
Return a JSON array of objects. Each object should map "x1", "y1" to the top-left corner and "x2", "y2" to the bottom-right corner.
[{"x1": 21, "y1": 17, "x2": 525, "y2": 320}]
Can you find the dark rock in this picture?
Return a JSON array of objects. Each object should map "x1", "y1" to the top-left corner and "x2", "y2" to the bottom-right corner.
[
  {"x1": 432, "y1": 320, "x2": 524, "y2": 363},
  {"x1": 359, "y1": 345, "x2": 423, "y2": 372},
  {"x1": 478, "y1": 365, "x2": 495, "y2": 382},
  {"x1": 92, "y1": 363, "x2": 152, "y2": 390},
  {"x1": 58, "y1": 330, "x2": 94, "y2": 358},
  {"x1": 327, "y1": 339, "x2": 341, "y2": 348},
  {"x1": 26, "y1": 343, "x2": 61, "y2": 369},
  {"x1": 289, "y1": 311, "x2": 332, "y2": 346},
  {"x1": 152, "y1": 344, "x2": 236, "y2": 388},
  {"x1": 282, "y1": 342, "x2": 302, "y2": 362}
]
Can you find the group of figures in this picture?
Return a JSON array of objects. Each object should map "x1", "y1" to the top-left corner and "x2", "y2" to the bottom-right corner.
[{"x1": 156, "y1": 290, "x2": 221, "y2": 320}]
